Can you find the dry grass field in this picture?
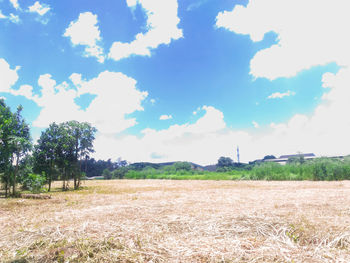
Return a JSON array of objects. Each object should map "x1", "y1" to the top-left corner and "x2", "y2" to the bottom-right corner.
[{"x1": 1, "y1": 180, "x2": 350, "y2": 262}]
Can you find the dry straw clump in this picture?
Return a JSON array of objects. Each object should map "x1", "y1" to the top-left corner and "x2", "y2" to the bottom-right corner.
[{"x1": 1, "y1": 180, "x2": 350, "y2": 262}]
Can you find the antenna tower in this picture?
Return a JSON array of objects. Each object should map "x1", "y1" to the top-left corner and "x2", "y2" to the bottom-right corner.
[{"x1": 237, "y1": 146, "x2": 240, "y2": 163}]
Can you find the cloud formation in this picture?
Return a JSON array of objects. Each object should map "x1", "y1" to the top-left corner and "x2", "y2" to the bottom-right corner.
[
  {"x1": 9, "y1": 0, "x2": 19, "y2": 10},
  {"x1": 159, "y1": 114, "x2": 172, "y2": 120},
  {"x1": 0, "y1": 63, "x2": 148, "y2": 135},
  {"x1": 267, "y1": 90, "x2": 295, "y2": 99},
  {"x1": 0, "y1": 58, "x2": 19, "y2": 92},
  {"x1": 216, "y1": 0, "x2": 350, "y2": 80},
  {"x1": 108, "y1": 0, "x2": 183, "y2": 61},
  {"x1": 64, "y1": 12, "x2": 105, "y2": 63},
  {"x1": 28, "y1": 1, "x2": 50, "y2": 16}
]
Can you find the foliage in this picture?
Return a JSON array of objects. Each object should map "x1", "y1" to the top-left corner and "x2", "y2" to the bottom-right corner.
[
  {"x1": 0, "y1": 100, "x2": 32, "y2": 197},
  {"x1": 33, "y1": 121, "x2": 97, "y2": 190},
  {"x1": 217, "y1": 156, "x2": 234, "y2": 169},
  {"x1": 117, "y1": 157, "x2": 350, "y2": 181},
  {"x1": 21, "y1": 173, "x2": 46, "y2": 193},
  {"x1": 102, "y1": 168, "x2": 112, "y2": 180}
]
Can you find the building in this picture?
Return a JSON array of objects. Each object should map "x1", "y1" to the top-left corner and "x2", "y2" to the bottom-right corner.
[{"x1": 264, "y1": 153, "x2": 316, "y2": 165}]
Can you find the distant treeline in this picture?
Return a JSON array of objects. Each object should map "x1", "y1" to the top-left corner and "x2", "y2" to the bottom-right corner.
[{"x1": 103, "y1": 156, "x2": 350, "y2": 181}]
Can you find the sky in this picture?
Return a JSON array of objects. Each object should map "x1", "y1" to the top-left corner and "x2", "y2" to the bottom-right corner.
[{"x1": 0, "y1": 0, "x2": 349, "y2": 165}]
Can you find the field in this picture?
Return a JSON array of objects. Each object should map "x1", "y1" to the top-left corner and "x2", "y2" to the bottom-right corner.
[{"x1": 1, "y1": 180, "x2": 350, "y2": 262}]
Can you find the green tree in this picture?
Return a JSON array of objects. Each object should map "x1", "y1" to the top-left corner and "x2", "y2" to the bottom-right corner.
[
  {"x1": 33, "y1": 123, "x2": 61, "y2": 191},
  {"x1": 102, "y1": 168, "x2": 112, "y2": 180},
  {"x1": 63, "y1": 121, "x2": 97, "y2": 189},
  {"x1": 217, "y1": 157, "x2": 234, "y2": 171},
  {"x1": 0, "y1": 101, "x2": 31, "y2": 197}
]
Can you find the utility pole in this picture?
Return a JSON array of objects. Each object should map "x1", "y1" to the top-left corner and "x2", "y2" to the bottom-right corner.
[{"x1": 237, "y1": 146, "x2": 240, "y2": 164}]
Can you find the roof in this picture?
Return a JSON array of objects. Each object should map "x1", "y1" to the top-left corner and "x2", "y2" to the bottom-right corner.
[{"x1": 279, "y1": 153, "x2": 315, "y2": 159}]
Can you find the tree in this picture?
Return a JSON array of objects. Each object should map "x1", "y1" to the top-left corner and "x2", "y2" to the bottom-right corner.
[
  {"x1": 0, "y1": 101, "x2": 31, "y2": 197},
  {"x1": 34, "y1": 121, "x2": 97, "y2": 191},
  {"x1": 102, "y1": 168, "x2": 112, "y2": 180},
  {"x1": 173, "y1": 162, "x2": 192, "y2": 171},
  {"x1": 10, "y1": 106, "x2": 32, "y2": 196},
  {"x1": 0, "y1": 99, "x2": 14, "y2": 197},
  {"x1": 217, "y1": 157, "x2": 233, "y2": 168},
  {"x1": 64, "y1": 121, "x2": 97, "y2": 189},
  {"x1": 33, "y1": 123, "x2": 61, "y2": 191},
  {"x1": 263, "y1": 155, "x2": 276, "y2": 160}
]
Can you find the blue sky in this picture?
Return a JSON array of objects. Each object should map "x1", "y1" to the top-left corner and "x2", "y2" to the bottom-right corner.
[{"x1": 1, "y1": 0, "x2": 349, "y2": 164}]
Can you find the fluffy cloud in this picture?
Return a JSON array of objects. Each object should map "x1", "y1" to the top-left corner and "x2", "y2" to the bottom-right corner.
[
  {"x1": 159, "y1": 114, "x2": 172, "y2": 120},
  {"x1": 108, "y1": 0, "x2": 183, "y2": 61},
  {"x1": 28, "y1": 1, "x2": 50, "y2": 16},
  {"x1": 213, "y1": 0, "x2": 350, "y2": 160},
  {"x1": 1, "y1": 68, "x2": 147, "y2": 135},
  {"x1": 0, "y1": 11, "x2": 20, "y2": 23},
  {"x1": 28, "y1": 71, "x2": 147, "y2": 134},
  {"x1": 64, "y1": 12, "x2": 104, "y2": 63},
  {"x1": 93, "y1": 106, "x2": 238, "y2": 164},
  {"x1": 0, "y1": 58, "x2": 19, "y2": 92},
  {"x1": 76, "y1": 71, "x2": 148, "y2": 133},
  {"x1": 267, "y1": 90, "x2": 295, "y2": 99},
  {"x1": 9, "y1": 0, "x2": 19, "y2": 10},
  {"x1": 8, "y1": 13, "x2": 20, "y2": 23},
  {"x1": 0, "y1": 11, "x2": 6, "y2": 19},
  {"x1": 216, "y1": 0, "x2": 350, "y2": 80}
]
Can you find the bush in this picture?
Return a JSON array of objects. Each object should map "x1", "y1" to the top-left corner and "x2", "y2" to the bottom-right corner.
[{"x1": 21, "y1": 173, "x2": 46, "y2": 193}]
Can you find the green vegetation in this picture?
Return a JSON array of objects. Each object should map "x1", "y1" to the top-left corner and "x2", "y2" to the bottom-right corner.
[
  {"x1": 106, "y1": 158, "x2": 350, "y2": 181},
  {"x1": 0, "y1": 100, "x2": 31, "y2": 197},
  {"x1": 1, "y1": 99, "x2": 97, "y2": 196}
]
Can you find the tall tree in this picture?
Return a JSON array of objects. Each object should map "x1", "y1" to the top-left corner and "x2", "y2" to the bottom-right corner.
[
  {"x1": 0, "y1": 101, "x2": 31, "y2": 197},
  {"x1": 33, "y1": 123, "x2": 61, "y2": 192},
  {"x1": 33, "y1": 121, "x2": 97, "y2": 191}
]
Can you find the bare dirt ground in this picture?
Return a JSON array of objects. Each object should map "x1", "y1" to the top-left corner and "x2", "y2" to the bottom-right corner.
[{"x1": 1, "y1": 180, "x2": 350, "y2": 262}]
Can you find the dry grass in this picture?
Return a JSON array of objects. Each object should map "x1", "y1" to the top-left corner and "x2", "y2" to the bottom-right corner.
[{"x1": 1, "y1": 180, "x2": 350, "y2": 262}]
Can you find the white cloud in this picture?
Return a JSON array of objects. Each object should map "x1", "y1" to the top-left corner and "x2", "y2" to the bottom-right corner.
[
  {"x1": 8, "y1": 13, "x2": 20, "y2": 23},
  {"x1": 9, "y1": 0, "x2": 19, "y2": 10},
  {"x1": 212, "y1": 0, "x2": 350, "y2": 161},
  {"x1": 126, "y1": 0, "x2": 138, "y2": 7},
  {"x1": 0, "y1": 58, "x2": 19, "y2": 92},
  {"x1": 93, "y1": 106, "x2": 234, "y2": 164},
  {"x1": 10, "y1": 85, "x2": 35, "y2": 100},
  {"x1": 150, "y1": 98, "x2": 156, "y2": 105},
  {"x1": 0, "y1": 66, "x2": 147, "y2": 135},
  {"x1": 23, "y1": 71, "x2": 147, "y2": 135},
  {"x1": 216, "y1": 0, "x2": 350, "y2": 80},
  {"x1": 0, "y1": 11, "x2": 6, "y2": 19},
  {"x1": 252, "y1": 121, "x2": 259, "y2": 128},
  {"x1": 267, "y1": 90, "x2": 295, "y2": 99},
  {"x1": 159, "y1": 114, "x2": 172, "y2": 120},
  {"x1": 192, "y1": 106, "x2": 201, "y2": 115},
  {"x1": 108, "y1": 0, "x2": 183, "y2": 61},
  {"x1": 64, "y1": 12, "x2": 104, "y2": 63},
  {"x1": 28, "y1": 1, "x2": 50, "y2": 16}
]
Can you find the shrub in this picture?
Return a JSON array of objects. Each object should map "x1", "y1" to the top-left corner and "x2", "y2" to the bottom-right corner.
[{"x1": 21, "y1": 173, "x2": 46, "y2": 193}]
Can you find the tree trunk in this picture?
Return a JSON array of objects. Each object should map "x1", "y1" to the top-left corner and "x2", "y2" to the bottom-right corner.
[
  {"x1": 13, "y1": 155, "x2": 19, "y2": 196},
  {"x1": 5, "y1": 179, "x2": 8, "y2": 198},
  {"x1": 62, "y1": 167, "x2": 66, "y2": 191},
  {"x1": 48, "y1": 175, "x2": 52, "y2": 192}
]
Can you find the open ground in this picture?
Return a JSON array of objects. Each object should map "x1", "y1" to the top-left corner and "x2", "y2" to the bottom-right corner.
[{"x1": 1, "y1": 180, "x2": 350, "y2": 262}]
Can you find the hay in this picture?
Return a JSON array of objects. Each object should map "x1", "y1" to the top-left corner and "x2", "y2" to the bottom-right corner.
[{"x1": 1, "y1": 180, "x2": 350, "y2": 262}]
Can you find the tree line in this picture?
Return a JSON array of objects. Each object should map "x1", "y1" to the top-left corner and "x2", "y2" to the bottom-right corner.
[{"x1": 0, "y1": 99, "x2": 97, "y2": 196}]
